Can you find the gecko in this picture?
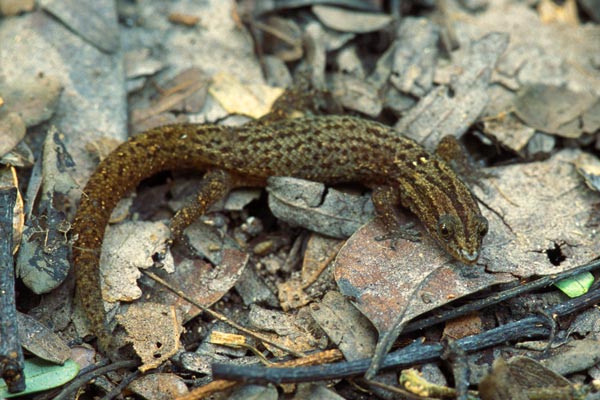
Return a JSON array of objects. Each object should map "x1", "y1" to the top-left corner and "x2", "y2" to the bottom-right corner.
[{"x1": 71, "y1": 86, "x2": 488, "y2": 351}]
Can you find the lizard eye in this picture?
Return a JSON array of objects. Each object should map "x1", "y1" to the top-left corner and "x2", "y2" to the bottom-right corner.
[
  {"x1": 437, "y1": 215, "x2": 457, "y2": 241},
  {"x1": 477, "y1": 216, "x2": 489, "y2": 238}
]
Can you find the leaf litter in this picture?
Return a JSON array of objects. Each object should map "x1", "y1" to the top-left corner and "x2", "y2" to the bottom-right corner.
[{"x1": 1, "y1": 0, "x2": 600, "y2": 397}]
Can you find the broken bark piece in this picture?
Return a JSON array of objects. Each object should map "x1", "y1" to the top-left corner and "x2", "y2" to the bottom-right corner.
[
  {"x1": 40, "y1": 0, "x2": 119, "y2": 53},
  {"x1": 390, "y1": 17, "x2": 439, "y2": 98},
  {"x1": 514, "y1": 84, "x2": 598, "y2": 138},
  {"x1": 267, "y1": 177, "x2": 374, "y2": 239},
  {"x1": 0, "y1": 187, "x2": 25, "y2": 393},
  {"x1": 397, "y1": 33, "x2": 509, "y2": 148}
]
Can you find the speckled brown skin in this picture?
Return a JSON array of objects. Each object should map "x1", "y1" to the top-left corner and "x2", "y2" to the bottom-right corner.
[{"x1": 72, "y1": 111, "x2": 487, "y2": 351}]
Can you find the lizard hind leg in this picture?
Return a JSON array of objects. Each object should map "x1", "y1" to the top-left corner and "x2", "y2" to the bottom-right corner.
[{"x1": 169, "y1": 169, "x2": 234, "y2": 242}]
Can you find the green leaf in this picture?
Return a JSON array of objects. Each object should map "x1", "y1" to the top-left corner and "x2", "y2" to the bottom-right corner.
[
  {"x1": 554, "y1": 272, "x2": 595, "y2": 298},
  {"x1": 0, "y1": 358, "x2": 80, "y2": 398}
]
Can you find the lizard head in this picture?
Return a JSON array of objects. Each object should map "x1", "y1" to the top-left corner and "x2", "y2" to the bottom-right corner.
[
  {"x1": 433, "y1": 213, "x2": 488, "y2": 264},
  {"x1": 399, "y1": 156, "x2": 488, "y2": 265}
]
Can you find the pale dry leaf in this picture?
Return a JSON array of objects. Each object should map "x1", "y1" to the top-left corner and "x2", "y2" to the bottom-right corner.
[
  {"x1": 309, "y1": 291, "x2": 377, "y2": 361},
  {"x1": 209, "y1": 71, "x2": 284, "y2": 119},
  {"x1": 118, "y1": 303, "x2": 182, "y2": 372},
  {"x1": 312, "y1": 5, "x2": 392, "y2": 33},
  {"x1": 477, "y1": 149, "x2": 600, "y2": 276},
  {"x1": 128, "y1": 373, "x2": 189, "y2": 399},
  {"x1": 100, "y1": 220, "x2": 173, "y2": 303}
]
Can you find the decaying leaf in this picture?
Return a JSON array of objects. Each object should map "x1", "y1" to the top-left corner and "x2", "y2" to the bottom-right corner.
[
  {"x1": 442, "y1": 312, "x2": 483, "y2": 340},
  {"x1": 479, "y1": 357, "x2": 572, "y2": 400},
  {"x1": 278, "y1": 279, "x2": 310, "y2": 312},
  {"x1": 300, "y1": 234, "x2": 343, "y2": 288},
  {"x1": 128, "y1": 373, "x2": 189, "y2": 399},
  {"x1": 514, "y1": 84, "x2": 597, "y2": 138},
  {"x1": 278, "y1": 234, "x2": 342, "y2": 311},
  {"x1": 130, "y1": 67, "x2": 209, "y2": 127},
  {"x1": 17, "y1": 312, "x2": 70, "y2": 365},
  {"x1": 148, "y1": 249, "x2": 249, "y2": 324},
  {"x1": 118, "y1": 302, "x2": 182, "y2": 372},
  {"x1": 248, "y1": 305, "x2": 325, "y2": 357}
]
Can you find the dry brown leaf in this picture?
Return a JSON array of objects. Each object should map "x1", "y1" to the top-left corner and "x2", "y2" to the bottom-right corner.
[
  {"x1": 301, "y1": 234, "x2": 343, "y2": 287},
  {"x1": 442, "y1": 312, "x2": 483, "y2": 340},
  {"x1": 149, "y1": 247, "x2": 249, "y2": 323},
  {"x1": 334, "y1": 220, "x2": 513, "y2": 335}
]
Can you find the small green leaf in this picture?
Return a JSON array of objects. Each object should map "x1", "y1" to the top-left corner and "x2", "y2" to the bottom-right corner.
[
  {"x1": 0, "y1": 358, "x2": 80, "y2": 398},
  {"x1": 554, "y1": 272, "x2": 595, "y2": 298}
]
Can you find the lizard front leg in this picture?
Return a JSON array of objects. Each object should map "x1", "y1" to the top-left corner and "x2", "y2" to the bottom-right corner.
[{"x1": 371, "y1": 185, "x2": 421, "y2": 248}]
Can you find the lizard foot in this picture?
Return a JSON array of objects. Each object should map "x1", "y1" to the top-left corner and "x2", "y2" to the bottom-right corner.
[{"x1": 375, "y1": 222, "x2": 421, "y2": 250}]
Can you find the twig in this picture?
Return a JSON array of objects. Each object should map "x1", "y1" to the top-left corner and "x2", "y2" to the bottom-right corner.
[
  {"x1": 403, "y1": 257, "x2": 600, "y2": 334},
  {"x1": 0, "y1": 187, "x2": 25, "y2": 393},
  {"x1": 52, "y1": 360, "x2": 140, "y2": 400},
  {"x1": 177, "y1": 349, "x2": 343, "y2": 400},
  {"x1": 211, "y1": 282, "x2": 600, "y2": 383}
]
